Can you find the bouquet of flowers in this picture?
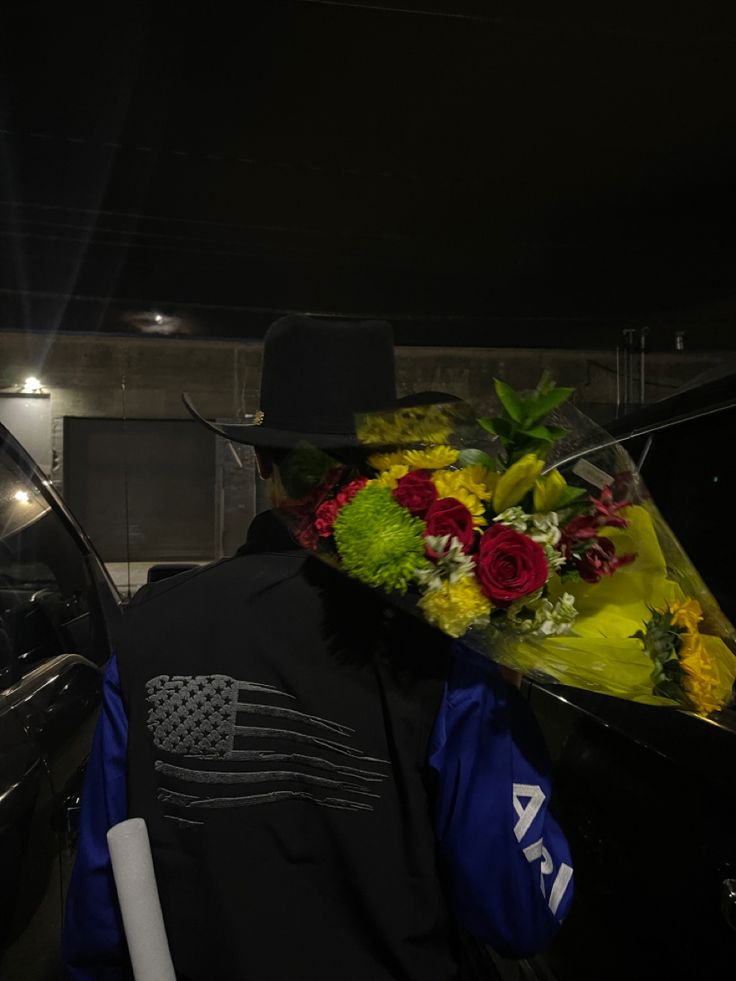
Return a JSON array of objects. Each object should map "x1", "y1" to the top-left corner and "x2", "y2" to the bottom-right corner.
[{"x1": 277, "y1": 376, "x2": 736, "y2": 717}]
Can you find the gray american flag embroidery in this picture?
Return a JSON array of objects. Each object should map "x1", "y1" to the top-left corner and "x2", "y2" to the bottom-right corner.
[{"x1": 145, "y1": 674, "x2": 390, "y2": 825}]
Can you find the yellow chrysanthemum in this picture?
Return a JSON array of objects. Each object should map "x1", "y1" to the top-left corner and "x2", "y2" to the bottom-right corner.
[
  {"x1": 418, "y1": 577, "x2": 492, "y2": 638},
  {"x1": 373, "y1": 465, "x2": 410, "y2": 490},
  {"x1": 453, "y1": 490, "x2": 487, "y2": 526},
  {"x1": 493, "y1": 453, "x2": 545, "y2": 513},
  {"x1": 368, "y1": 450, "x2": 407, "y2": 472},
  {"x1": 432, "y1": 469, "x2": 470, "y2": 498},
  {"x1": 669, "y1": 598, "x2": 703, "y2": 634},
  {"x1": 421, "y1": 427, "x2": 453, "y2": 444},
  {"x1": 433, "y1": 466, "x2": 497, "y2": 503},
  {"x1": 667, "y1": 599, "x2": 718, "y2": 715},
  {"x1": 679, "y1": 632, "x2": 721, "y2": 716},
  {"x1": 459, "y1": 464, "x2": 498, "y2": 502},
  {"x1": 432, "y1": 470, "x2": 487, "y2": 526},
  {"x1": 394, "y1": 405, "x2": 454, "y2": 445},
  {"x1": 356, "y1": 404, "x2": 454, "y2": 447},
  {"x1": 403, "y1": 445, "x2": 459, "y2": 469},
  {"x1": 356, "y1": 418, "x2": 406, "y2": 446}
]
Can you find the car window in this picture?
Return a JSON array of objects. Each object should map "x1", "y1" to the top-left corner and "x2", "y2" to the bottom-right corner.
[{"x1": 0, "y1": 452, "x2": 105, "y2": 688}]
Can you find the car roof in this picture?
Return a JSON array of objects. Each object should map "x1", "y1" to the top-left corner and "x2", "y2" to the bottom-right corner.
[{"x1": 608, "y1": 369, "x2": 736, "y2": 440}]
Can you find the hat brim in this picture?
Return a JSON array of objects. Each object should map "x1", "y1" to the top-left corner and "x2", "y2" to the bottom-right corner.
[
  {"x1": 182, "y1": 393, "x2": 361, "y2": 448},
  {"x1": 182, "y1": 390, "x2": 469, "y2": 449}
]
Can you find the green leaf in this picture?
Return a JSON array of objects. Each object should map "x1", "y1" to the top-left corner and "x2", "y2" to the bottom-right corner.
[
  {"x1": 493, "y1": 378, "x2": 525, "y2": 424},
  {"x1": 458, "y1": 448, "x2": 498, "y2": 469},
  {"x1": 557, "y1": 486, "x2": 587, "y2": 507},
  {"x1": 521, "y1": 424, "x2": 554, "y2": 440},
  {"x1": 662, "y1": 656, "x2": 684, "y2": 676},
  {"x1": 653, "y1": 680, "x2": 686, "y2": 703},
  {"x1": 534, "y1": 370, "x2": 557, "y2": 398},
  {"x1": 478, "y1": 416, "x2": 514, "y2": 439},
  {"x1": 524, "y1": 387, "x2": 575, "y2": 426}
]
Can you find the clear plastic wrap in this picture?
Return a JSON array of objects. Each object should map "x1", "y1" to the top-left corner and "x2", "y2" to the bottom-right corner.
[{"x1": 273, "y1": 382, "x2": 736, "y2": 716}]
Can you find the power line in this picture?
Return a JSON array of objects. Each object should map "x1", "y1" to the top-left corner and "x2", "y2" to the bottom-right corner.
[
  {"x1": 0, "y1": 286, "x2": 670, "y2": 326},
  {"x1": 293, "y1": 0, "x2": 736, "y2": 46},
  {"x1": 0, "y1": 226, "x2": 328, "y2": 262},
  {"x1": 0, "y1": 203, "x2": 416, "y2": 244},
  {"x1": 295, "y1": 0, "x2": 510, "y2": 23},
  {"x1": 0, "y1": 128, "x2": 419, "y2": 185}
]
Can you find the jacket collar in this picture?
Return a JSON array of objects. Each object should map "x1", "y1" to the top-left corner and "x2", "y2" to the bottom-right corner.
[{"x1": 237, "y1": 510, "x2": 302, "y2": 556}]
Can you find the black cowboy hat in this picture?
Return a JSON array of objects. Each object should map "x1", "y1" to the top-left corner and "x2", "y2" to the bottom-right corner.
[{"x1": 183, "y1": 315, "x2": 406, "y2": 448}]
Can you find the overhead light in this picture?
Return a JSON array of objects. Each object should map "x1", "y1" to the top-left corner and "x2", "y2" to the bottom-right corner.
[
  {"x1": 121, "y1": 309, "x2": 191, "y2": 336},
  {"x1": 14, "y1": 490, "x2": 30, "y2": 504},
  {"x1": 21, "y1": 376, "x2": 44, "y2": 393}
]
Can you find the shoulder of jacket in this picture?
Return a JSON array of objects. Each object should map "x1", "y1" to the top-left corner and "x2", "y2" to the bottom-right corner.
[{"x1": 127, "y1": 551, "x2": 308, "y2": 610}]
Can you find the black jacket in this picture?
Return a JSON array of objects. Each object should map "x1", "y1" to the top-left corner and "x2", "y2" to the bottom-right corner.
[{"x1": 117, "y1": 513, "x2": 464, "y2": 980}]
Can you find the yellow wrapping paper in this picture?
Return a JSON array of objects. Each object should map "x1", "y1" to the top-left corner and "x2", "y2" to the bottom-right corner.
[{"x1": 489, "y1": 504, "x2": 736, "y2": 711}]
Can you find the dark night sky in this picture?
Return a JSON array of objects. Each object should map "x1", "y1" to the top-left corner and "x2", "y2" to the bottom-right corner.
[{"x1": 2, "y1": 0, "x2": 736, "y2": 348}]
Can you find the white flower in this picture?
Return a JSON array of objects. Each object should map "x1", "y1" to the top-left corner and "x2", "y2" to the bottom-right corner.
[
  {"x1": 505, "y1": 591, "x2": 578, "y2": 636},
  {"x1": 532, "y1": 593, "x2": 578, "y2": 636},
  {"x1": 542, "y1": 543, "x2": 566, "y2": 574},
  {"x1": 415, "y1": 535, "x2": 477, "y2": 593},
  {"x1": 528, "y1": 511, "x2": 562, "y2": 548},
  {"x1": 493, "y1": 506, "x2": 530, "y2": 532}
]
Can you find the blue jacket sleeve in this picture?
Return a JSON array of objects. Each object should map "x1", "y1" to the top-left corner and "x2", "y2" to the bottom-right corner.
[
  {"x1": 62, "y1": 655, "x2": 132, "y2": 980},
  {"x1": 428, "y1": 643, "x2": 573, "y2": 958}
]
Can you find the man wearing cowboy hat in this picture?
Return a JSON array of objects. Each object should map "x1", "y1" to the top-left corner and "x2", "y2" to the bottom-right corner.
[{"x1": 63, "y1": 316, "x2": 572, "y2": 980}]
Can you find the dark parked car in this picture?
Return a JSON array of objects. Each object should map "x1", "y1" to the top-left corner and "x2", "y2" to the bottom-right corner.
[
  {"x1": 0, "y1": 423, "x2": 121, "y2": 980},
  {"x1": 514, "y1": 372, "x2": 736, "y2": 981}
]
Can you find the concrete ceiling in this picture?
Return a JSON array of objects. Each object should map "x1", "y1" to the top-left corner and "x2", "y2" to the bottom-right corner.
[{"x1": 2, "y1": 0, "x2": 736, "y2": 348}]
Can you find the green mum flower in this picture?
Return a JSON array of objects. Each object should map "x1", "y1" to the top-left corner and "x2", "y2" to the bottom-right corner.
[{"x1": 333, "y1": 484, "x2": 429, "y2": 593}]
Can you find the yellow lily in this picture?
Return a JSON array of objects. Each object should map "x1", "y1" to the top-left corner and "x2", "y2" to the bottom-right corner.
[
  {"x1": 533, "y1": 468, "x2": 567, "y2": 512},
  {"x1": 493, "y1": 453, "x2": 545, "y2": 513}
]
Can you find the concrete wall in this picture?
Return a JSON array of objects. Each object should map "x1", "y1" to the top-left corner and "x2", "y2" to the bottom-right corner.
[
  {"x1": 0, "y1": 331, "x2": 726, "y2": 590},
  {"x1": 1, "y1": 329, "x2": 724, "y2": 425}
]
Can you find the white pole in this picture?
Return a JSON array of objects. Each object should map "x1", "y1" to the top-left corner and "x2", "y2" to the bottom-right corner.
[{"x1": 107, "y1": 818, "x2": 177, "y2": 981}]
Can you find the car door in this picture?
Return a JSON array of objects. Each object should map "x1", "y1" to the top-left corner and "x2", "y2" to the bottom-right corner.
[
  {"x1": 521, "y1": 393, "x2": 736, "y2": 981},
  {"x1": 0, "y1": 425, "x2": 120, "y2": 980}
]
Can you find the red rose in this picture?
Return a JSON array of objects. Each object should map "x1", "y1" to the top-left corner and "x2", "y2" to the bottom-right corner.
[
  {"x1": 314, "y1": 498, "x2": 340, "y2": 537},
  {"x1": 476, "y1": 525, "x2": 548, "y2": 605},
  {"x1": 393, "y1": 470, "x2": 437, "y2": 517},
  {"x1": 424, "y1": 497, "x2": 476, "y2": 556}
]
